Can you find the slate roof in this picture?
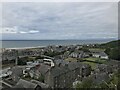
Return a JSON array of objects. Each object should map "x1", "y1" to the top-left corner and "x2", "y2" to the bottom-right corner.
[
  {"x1": 54, "y1": 59, "x2": 69, "y2": 66},
  {"x1": 92, "y1": 51, "x2": 108, "y2": 57},
  {"x1": 31, "y1": 80, "x2": 49, "y2": 88},
  {"x1": 93, "y1": 72, "x2": 109, "y2": 84},
  {"x1": 68, "y1": 61, "x2": 89, "y2": 70},
  {"x1": 49, "y1": 66, "x2": 69, "y2": 77},
  {"x1": 96, "y1": 64, "x2": 108, "y2": 71},
  {"x1": 37, "y1": 64, "x2": 51, "y2": 75},
  {"x1": 47, "y1": 61, "x2": 90, "y2": 78},
  {"x1": 99, "y1": 52, "x2": 108, "y2": 57},
  {"x1": 13, "y1": 79, "x2": 39, "y2": 89},
  {"x1": 68, "y1": 61, "x2": 81, "y2": 70}
]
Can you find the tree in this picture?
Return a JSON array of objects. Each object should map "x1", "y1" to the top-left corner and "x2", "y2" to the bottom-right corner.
[
  {"x1": 109, "y1": 47, "x2": 120, "y2": 60},
  {"x1": 105, "y1": 47, "x2": 111, "y2": 55},
  {"x1": 38, "y1": 75, "x2": 44, "y2": 83},
  {"x1": 76, "y1": 77, "x2": 94, "y2": 89}
]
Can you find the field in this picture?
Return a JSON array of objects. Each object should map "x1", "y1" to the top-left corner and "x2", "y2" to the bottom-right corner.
[
  {"x1": 65, "y1": 57, "x2": 78, "y2": 62},
  {"x1": 82, "y1": 57, "x2": 108, "y2": 69},
  {"x1": 85, "y1": 57, "x2": 107, "y2": 63}
]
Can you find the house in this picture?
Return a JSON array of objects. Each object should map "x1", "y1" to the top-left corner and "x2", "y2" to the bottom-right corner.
[
  {"x1": 43, "y1": 59, "x2": 55, "y2": 67},
  {"x1": 54, "y1": 59, "x2": 69, "y2": 67},
  {"x1": 69, "y1": 51, "x2": 84, "y2": 58},
  {"x1": 44, "y1": 61, "x2": 92, "y2": 88},
  {"x1": 91, "y1": 50, "x2": 108, "y2": 59},
  {"x1": 13, "y1": 79, "x2": 42, "y2": 90},
  {"x1": 11, "y1": 66, "x2": 26, "y2": 82},
  {"x1": 95, "y1": 64, "x2": 113, "y2": 74},
  {"x1": 100, "y1": 52, "x2": 109, "y2": 59},
  {"x1": 44, "y1": 65, "x2": 70, "y2": 88},
  {"x1": 0, "y1": 67, "x2": 12, "y2": 78},
  {"x1": 90, "y1": 72, "x2": 109, "y2": 84},
  {"x1": 68, "y1": 62, "x2": 91, "y2": 78},
  {"x1": 31, "y1": 80, "x2": 50, "y2": 88},
  {"x1": 29, "y1": 63, "x2": 51, "y2": 79},
  {"x1": 2, "y1": 49, "x2": 18, "y2": 61}
]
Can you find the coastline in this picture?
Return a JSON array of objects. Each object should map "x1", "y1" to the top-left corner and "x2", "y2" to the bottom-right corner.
[
  {"x1": 1, "y1": 46, "x2": 46, "y2": 50},
  {"x1": 1, "y1": 39, "x2": 114, "y2": 49}
]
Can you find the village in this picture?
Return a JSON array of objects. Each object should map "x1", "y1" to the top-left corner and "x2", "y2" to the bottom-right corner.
[{"x1": 0, "y1": 44, "x2": 119, "y2": 89}]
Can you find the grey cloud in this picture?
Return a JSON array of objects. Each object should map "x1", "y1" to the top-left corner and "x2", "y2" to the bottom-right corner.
[{"x1": 2, "y1": 2, "x2": 118, "y2": 40}]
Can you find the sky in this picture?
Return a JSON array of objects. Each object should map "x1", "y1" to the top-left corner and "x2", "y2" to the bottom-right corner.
[{"x1": 0, "y1": 2, "x2": 118, "y2": 40}]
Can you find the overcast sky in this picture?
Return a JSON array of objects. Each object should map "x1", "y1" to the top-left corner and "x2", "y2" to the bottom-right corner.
[{"x1": 1, "y1": 2, "x2": 118, "y2": 40}]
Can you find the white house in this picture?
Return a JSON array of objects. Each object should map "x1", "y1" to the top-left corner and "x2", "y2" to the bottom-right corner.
[
  {"x1": 92, "y1": 52, "x2": 108, "y2": 59},
  {"x1": 43, "y1": 59, "x2": 55, "y2": 67}
]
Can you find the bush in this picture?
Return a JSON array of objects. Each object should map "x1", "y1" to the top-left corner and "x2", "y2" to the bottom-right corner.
[
  {"x1": 38, "y1": 75, "x2": 44, "y2": 83},
  {"x1": 76, "y1": 78, "x2": 94, "y2": 89}
]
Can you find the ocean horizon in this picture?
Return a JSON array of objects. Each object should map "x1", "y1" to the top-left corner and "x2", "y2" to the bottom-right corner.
[{"x1": 0, "y1": 39, "x2": 116, "y2": 48}]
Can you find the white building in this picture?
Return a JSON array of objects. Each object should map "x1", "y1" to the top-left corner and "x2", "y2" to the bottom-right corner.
[{"x1": 43, "y1": 59, "x2": 54, "y2": 67}]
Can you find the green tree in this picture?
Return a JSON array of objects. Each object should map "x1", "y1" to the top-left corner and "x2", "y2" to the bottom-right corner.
[
  {"x1": 109, "y1": 47, "x2": 120, "y2": 60},
  {"x1": 76, "y1": 78, "x2": 94, "y2": 89},
  {"x1": 38, "y1": 75, "x2": 44, "y2": 83}
]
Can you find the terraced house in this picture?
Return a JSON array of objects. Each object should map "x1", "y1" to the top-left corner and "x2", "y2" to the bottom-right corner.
[{"x1": 44, "y1": 61, "x2": 91, "y2": 88}]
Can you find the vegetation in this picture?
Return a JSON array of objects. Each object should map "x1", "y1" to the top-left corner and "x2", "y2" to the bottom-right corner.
[
  {"x1": 2, "y1": 63, "x2": 15, "y2": 69},
  {"x1": 38, "y1": 75, "x2": 45, "y2": 83},
  {"x1": 35, "y1": 56, "x2": 45, "y2": 59},
  {"x1": 82, "y1": 61, "x2": 97, "y2": 70},
  {"x1": 33, "y1": 75, "x2": 45, "y2": 83},
  {"x1": 22, "y1": 74, "x2": 31, "y2": 81},
  {"x1": 102, "y1": 40, "x2": 120, "y2": 60},
  {"x1": 17, "y1": 57, "x2": 28, "y2": 65},
  {"x1": 89, "y1": 48, "x2": 105, "y2": 52},
  {"x1": 105, "y1": 47, "x2": 120, "y2": 60},
  {"x1": 44, "y1": 51, "x2": 65, "y2": 57},
  {"x1": 75, "y1": 77, "x2": 95, "y2": 89},
  {"x1": 79, "y1": 48, "x2": 90, "y2": 52},
  {"x1": 65, "y1": 57, "x2": 78, "y2": 62},
  {"x1": 100, "y1": 40, "x2": 120, "y2": 48},
  {"x1": 82, "y1": 57, "x2": 107, "y2": 69},
  {"x1": 85, "y1": 57, "x2": 106, "y2": 62}
]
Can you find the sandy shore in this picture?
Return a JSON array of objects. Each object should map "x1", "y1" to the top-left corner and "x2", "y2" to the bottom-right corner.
[{"x1": 1, "y1": 46, "x2": 46, "y2": 50}]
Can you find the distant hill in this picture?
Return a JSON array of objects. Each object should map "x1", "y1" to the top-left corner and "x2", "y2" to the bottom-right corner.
[
  {"x1": 100, "y1": 40, "x2": 120, "y2": 60},
  {"x1": 100, "y1": 40, "x2": 120, "y2": 48}
]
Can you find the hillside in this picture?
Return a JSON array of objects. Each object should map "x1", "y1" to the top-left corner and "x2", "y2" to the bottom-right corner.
[
  {"x1": 100, "y1": 40, "x2": 120, "y2": 48},
  {"x1": 100, "y1": 40, "x2": 120, "y2": 60}
]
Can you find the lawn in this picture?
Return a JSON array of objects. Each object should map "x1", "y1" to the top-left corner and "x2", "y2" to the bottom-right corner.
[
  {"x1": 2, "y1": 63, "x2": 15, "y2": 69},
  {"x1": 65, "y1": 57, "x2": 78, "y2": 62},
  {"x1": 89, "y1": 48, "x2": 105, "y2": 52},
  {"x1": 82, "y1": 57, "x2": 108, "y2": 69},
  {"x1": 85, "y1": 57, "x2": 107, "y2": 64}
]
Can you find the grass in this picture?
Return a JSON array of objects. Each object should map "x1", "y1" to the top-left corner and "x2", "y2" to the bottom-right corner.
[
  {"x1": 65, "y1": 57, "x2": 78, "y2": 62},
  {"x1": 85, "y1": 57, "x2": 98, "y2": 61},
  {"x1": 89, "y1": 48, "x2": 105, "y2": 51},
  {"x1": 82, "y1": 57, "x2": 108, "y2": 69},
  {"x1": 2, "y1": 63, "x2": 15, "y2": 69},
  {"x1": 84, "y1": 57, "x2": 107, "y2": 64}
]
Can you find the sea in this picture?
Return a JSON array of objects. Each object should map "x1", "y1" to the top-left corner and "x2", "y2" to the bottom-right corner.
[{"x1": 0, "y1": 39, "x2": 114, "y2": 48}]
